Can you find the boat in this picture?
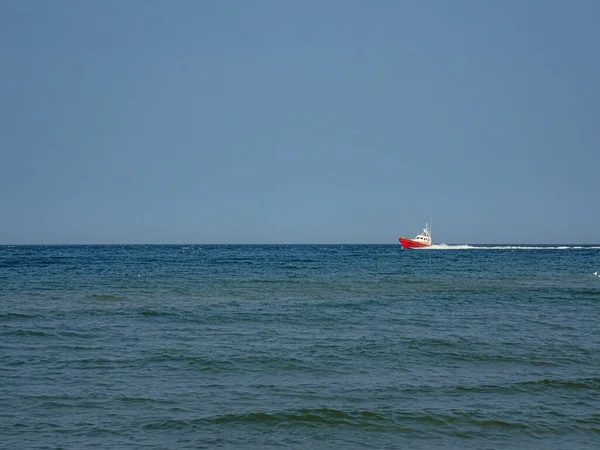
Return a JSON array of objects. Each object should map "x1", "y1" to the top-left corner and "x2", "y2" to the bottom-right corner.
[{"x1": 399, "y1": 222, "x2": 432, "y2": 249}]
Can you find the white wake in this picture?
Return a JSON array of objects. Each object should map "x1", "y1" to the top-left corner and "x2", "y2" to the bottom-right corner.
[{"x1": 421, "y1": 244, "x2": 600, "y2": 250}]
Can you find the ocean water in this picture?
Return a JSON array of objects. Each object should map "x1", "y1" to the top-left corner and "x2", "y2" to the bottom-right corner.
[{"x1": 1, "y1": 244, "x2": 600, "y2": 449}]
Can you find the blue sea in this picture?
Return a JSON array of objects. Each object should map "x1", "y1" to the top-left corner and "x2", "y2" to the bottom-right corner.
[{"x1": 1, "y1": 244, "x2": 600, "y2": 449}]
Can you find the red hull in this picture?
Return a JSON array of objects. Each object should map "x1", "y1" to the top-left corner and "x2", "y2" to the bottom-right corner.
[{"x1": 399, "y1": 237, "x2": 432, "y2": 249}]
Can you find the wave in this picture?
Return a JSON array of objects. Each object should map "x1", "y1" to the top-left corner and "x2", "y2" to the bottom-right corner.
[
  {"x1": 89, "y1": 294, "x2": 123, "y2": 301},
  {"x1": 0, "y1": 313, "x2": 39, "y2": 321},
  {"x1": 518, "y1": 377, "x2": 600, "y2": 390},
  {"x1": 140, "y1": 310, "x2": 176, "y2": 318},
  {"x1": 3, "y1": 329, "x2": 46, "y2": 337},
  {"x1": 143, "y1": 409, "x2": 402, "y2": 431},
  {"x1": 213, "y1": 409, "x2": 397, "y2": 428},
  {"x1": 141, "y1": 408, "x2": 535, "y2": 434},
  {"x1": 118, "y1": 396, "x2": 175, "y2": 405}
]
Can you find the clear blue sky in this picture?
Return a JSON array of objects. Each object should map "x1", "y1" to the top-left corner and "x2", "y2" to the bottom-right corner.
[{"x1": 1, "y1": 0, "x2": 598, "y2": 244}]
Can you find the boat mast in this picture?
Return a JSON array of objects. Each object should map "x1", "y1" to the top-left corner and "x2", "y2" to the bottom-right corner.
[{"x1": 430, "y1": 216, "x2": 432, "y2": 240}]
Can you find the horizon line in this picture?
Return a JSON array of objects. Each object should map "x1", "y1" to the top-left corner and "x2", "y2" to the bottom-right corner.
[{"x1": 1, "y1": 243, "x2": 599, "y2": 247}]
